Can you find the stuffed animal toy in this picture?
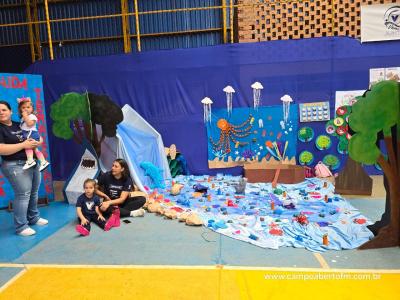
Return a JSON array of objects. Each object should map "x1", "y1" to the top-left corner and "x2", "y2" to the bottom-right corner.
[
  {"x1": 143, "y1": 196, "x2": 155, "y2": 209},
  {"x1": 193, "y1": 183, "x2": 208, "y2": 194},
  {"x1": 294, "y1": 213, "x2": 309, "y2": 225},
  {"x1": 233, "y1": 177, "x2": 247, "y2": 194},
  {"x1": 140, "y1": 161, "x2": 165, "y2": 189},
  {"x1": 163, "y1": 209, "x2": 178, "y2": 219},
  {"x1": 185, "y1": 213, "x2": 203, "y2": 226},
  {"x1": 170, "y1": 183, "x2": 184, "y2": 195},
  {"x1": 143, "y1": 200, "x2": 149, "y2": 209},
  {"x1": 147, "y1": 201, "x2": 164, "y2": 214},
  {"x1": 178, "y1": 211, "x2": 190, "y2": 222}
]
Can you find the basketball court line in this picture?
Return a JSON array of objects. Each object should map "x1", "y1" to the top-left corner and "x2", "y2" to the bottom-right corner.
[{"x1": 1, "y1": 263, "x2": 399, "y2": 273}]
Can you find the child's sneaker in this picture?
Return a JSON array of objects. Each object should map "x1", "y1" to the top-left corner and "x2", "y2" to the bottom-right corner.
[
  {"x1": 75, "y1": 224, "x2": 90, "y2": 236},
  {"x1": 39, "y1": 161, "x2": 50, "y2": 172},
  {"x1": 104, "y1": 218, "x2": 114, "y2": 231},
  {"x1": 112, "y1": 207, "x2": 120, "y2": 227},
  {"x1": 23, "y1": 160, "x2": 36, "y2": 170},
  {"x1": 104, "y1": 208, "x2": 120, "y2": 231}
]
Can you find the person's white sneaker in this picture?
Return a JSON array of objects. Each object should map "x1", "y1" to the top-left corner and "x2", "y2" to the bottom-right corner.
[
  {"x1": 18, "y1": 227, "x2": 36, "y2": 236},
  {"x1": 39, "y1": 161, "x2": 50, "y2": 172},
  {"x1": 35, "y1": 218, "x2": 48, "y2": 225},
  {"x1": 130, "y1": 208, "x2": 145, "y2": 217},
  {"x1": 23, "y1": 160, "x2": 36, "y2": 170}
]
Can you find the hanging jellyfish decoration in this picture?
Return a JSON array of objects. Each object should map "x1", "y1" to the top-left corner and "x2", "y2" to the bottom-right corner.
[
  {"x1": 201, "y1": 97, "x2": 213, "y2": 123},
  {"x1": 251, "y1": 81, "x2": 263, "y2": 110},
  {"x1": 209, "y1": 115, "x2": 253, "y2": 155},
  {"x1": 280, "y1": 94, "x2": 293, "y2": 124},
  {"x1": 223, "y1": 85, "x2": 235, "y2": 116}
]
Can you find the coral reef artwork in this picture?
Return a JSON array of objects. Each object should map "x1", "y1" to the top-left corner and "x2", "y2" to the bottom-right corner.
[{"x1": 207, "y1": 105, "x2": 298, "y2": 168}]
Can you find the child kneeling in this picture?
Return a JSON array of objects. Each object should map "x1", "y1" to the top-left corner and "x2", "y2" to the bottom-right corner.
[{"x1": 76, "y1": 179, "x2": 120, "y2": 236}]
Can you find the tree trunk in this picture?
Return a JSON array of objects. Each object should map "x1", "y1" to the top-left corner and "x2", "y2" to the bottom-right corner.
[
  {"x1": 90, "y1": 123, "x2": 101, "y2": 157},
  {"x1": 73, "y1": 120, "x2": 84, "y2": 143},
  {"x1": 83, "y1": 122, "x2": 92, "y2": 143},
  {"x1": 367, "y1": 174, "x2": 390, "y2": 235},
  {"x1": 335, "y1": 157, "x2": 372, "y2": 195},
  {"x1": 72, "y1": 134, "x2": 82, "y2": 145},
  {"x1": 397, "y1": 138, "x2": 400, "y2": 178},
  {"x1": 359, "y1": 156, "x2": 400, "y2": 249}
]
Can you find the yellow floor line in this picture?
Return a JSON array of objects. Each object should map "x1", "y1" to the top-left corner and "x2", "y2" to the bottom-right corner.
[
  {"x1": 0, "y1": 267, "x2": 399, "y2": 300},
  {"x1": 313, "y1": 253, "x2": 330, "y2": 269},
  {"x1": 0, "y1": 264, "x2": 25, "y2": 268},
  {"x1": 0, "y1": 269, "x2": 26, "y2": 293}
]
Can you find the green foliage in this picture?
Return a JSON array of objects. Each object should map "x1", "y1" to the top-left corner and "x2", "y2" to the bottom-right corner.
[
  {"x1": 349, "y1": 133, "x2": 381, "y2": 165},
  {"x1": 315, "y1": 135, "x2": 331, "y2": 150},
  {"x1": 337, "y1": 137, "x2": 348, "y2": 154},
  {"x1": 299, "y1": 151, "x2": 314, "y2": 165},
  {"x1": 52, "y1": 119, "x2": 73, "y2": 140},
  {"x1": 349, "y1": 81, "x2": 400, "y2": 165},
  {"x1": 50, "y1": 92, "x2": 90, "y2": 140},
  {"x1": 298, "y1": 127, "x2": 314, "y2": 142}
]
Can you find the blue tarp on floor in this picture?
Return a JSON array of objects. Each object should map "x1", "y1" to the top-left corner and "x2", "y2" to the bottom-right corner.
[{"x1": 153, "y1": 176, "x2": 373, "y2": 252}]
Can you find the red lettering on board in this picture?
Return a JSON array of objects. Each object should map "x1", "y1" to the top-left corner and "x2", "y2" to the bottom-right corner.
[
  {"x1": 0, "y1": 76, "x2": 28, "y2": 90},
  {"x1": 43, "y1": 171, "x2": 53, "y2": 194},
  {"x1": 34, "y1": 88, "x2": 42, "y2": 101}
]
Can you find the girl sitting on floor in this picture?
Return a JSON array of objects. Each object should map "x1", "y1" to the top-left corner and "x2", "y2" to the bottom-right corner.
[{"x1": 75, "y1": 178, "x2": 119, "y2": 236}]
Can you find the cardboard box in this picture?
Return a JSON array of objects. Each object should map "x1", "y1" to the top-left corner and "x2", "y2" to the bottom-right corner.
[{"x1": 244, "y1": 164, "x2": 305, "y2": 184}]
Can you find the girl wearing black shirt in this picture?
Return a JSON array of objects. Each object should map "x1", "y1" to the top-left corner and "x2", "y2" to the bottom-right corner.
[
  {"x1": 0, "y1": 101, "x2": 48, "y2": 236},
  {"x1": 97, "y1": 158, "x2": 146, "y2": 219}
]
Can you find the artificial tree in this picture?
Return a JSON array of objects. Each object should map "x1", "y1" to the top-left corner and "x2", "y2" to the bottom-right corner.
[
  {"x1": 50, "y1": 92, "x2": 123, "y2": 156},
  {"x1": 326, "y1": 105, "x2": 372, "y2": 195},
  {"x1": 349, "y1": 80, "x2": 399, "y2": 249}
]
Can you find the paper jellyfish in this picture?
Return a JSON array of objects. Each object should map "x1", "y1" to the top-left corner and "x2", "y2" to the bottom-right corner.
[
  {"x1": 201, "y1": 97, "x2": 213, "y2": 123},
  {"x1": 251, "y1": 82, "x2": 263, "y2": 110},
  {"x1": 223, "y1": 85, "x2": 235, "y2": 116},
  {"x1": 280, "y1": 94, "x2": 293, "y2": 124}
]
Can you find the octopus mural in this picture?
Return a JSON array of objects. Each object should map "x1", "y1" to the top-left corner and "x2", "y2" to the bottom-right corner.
[{"x1": 209, "y1": 115, "x2": 253, "y2": 154}]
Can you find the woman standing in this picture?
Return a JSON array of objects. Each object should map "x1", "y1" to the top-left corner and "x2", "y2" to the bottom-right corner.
[
  {"x1": 0, "y1": 101, "x2": 48, "y2": 236},
  {"x1": 97, "y1": 158, "x2": 146, "y2": 220}
]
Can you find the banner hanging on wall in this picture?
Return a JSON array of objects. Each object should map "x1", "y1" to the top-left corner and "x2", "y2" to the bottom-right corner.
[
  {"x1": 361, "y1": 4, "x2": 400, "y2": 42},
  {"x1": 0, "y1": 73, "x2": 54, "y2": 208}
]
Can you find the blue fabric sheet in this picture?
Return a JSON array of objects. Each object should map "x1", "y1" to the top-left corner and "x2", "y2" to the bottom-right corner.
[
  {"x1": 153, "y1": 176, "x2": 373, "y2": 252},
  {"x1": 117, "y1": 122, "x2": 163, "y2": 188}
]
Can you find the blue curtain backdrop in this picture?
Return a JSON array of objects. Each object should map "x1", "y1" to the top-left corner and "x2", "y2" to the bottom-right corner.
[{"x1": 25, "y1": 37, "x2": 400, "y2": 180}]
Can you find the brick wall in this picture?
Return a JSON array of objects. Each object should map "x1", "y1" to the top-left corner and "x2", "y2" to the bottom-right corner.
[{"x1": 237, "y1": 0, "x2": 399, "y2": 42}]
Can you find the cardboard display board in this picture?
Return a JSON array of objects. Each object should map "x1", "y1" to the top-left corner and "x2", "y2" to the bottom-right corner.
[
  {"x1": 206, "y1": 106, "x2": 298, "y2": 169},
  {"x1": 0, "y1": 73, "x2": 54, "y2": 208}
]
